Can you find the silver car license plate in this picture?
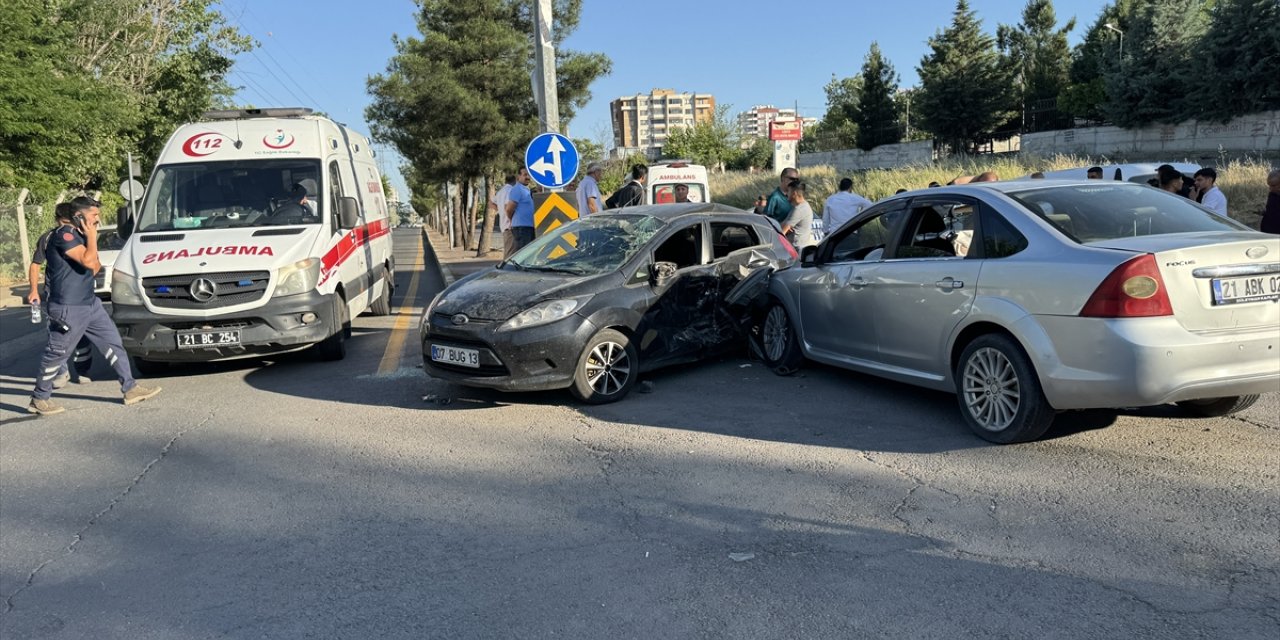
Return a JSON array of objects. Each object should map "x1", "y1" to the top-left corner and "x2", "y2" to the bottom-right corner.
[
  {"x1": 177, "y1": 330, "x2": 241, "y2": 349},
  {"x1": 431, "y1": 344, "x2": 480, "y2": 368},
  {"x1": 1211, "y1": 275, "x2": 1280, "y2": 306}
]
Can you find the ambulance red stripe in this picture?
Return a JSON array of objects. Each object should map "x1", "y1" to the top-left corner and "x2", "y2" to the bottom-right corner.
[{"x1": 319, "y1": 218, "x2": 390, "y2": 285}]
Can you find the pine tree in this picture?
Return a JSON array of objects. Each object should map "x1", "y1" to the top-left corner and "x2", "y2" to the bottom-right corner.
[
  {"x1": 853, "y1": 42, "x2": 902, "y2": 151},
  {"x1": 997, "y1": 0, "x2": 1075, "y2": 132},
  {"x1": 1060, "y1": 0, "x2": 1137, "y2": 124},
  {"x1": 1185, "y1": 0, "x2": 1280, "y2": 121},
  {"x1": 1104, "y1": 0, "x2": 1210, "y2": 126},
  {"x1": 916, "y1": 0, "x2": 1017, "y2": 153}
]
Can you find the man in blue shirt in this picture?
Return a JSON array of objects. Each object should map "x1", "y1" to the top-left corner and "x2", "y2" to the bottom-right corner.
[
  {"x1": 759, "y1": 167, "x2": 799, "y2": 224},
  {"x1": 505, "y1": 167, "x2": 535, "y2": 257},
  {"x1": 28, "y1": 198, "x2": 161, "y2": 415}
]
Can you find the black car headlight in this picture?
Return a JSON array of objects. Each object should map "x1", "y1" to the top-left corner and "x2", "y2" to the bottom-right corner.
[{"x1": 500, "y1": 298, "x2": 582, "y2": 331}]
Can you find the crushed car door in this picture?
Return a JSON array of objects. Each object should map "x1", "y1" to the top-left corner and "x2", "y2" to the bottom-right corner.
[{"x1": 636, "y1": 222, "x2": 718, "y2": 366}]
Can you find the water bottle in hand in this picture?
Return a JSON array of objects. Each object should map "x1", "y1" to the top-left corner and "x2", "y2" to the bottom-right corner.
[{"x1": 30, "y1": 304, "x2": 42, "y2": 324}]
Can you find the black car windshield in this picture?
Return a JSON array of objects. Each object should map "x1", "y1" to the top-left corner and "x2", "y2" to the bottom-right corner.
[
  {"x1": 136, "y1": 160, "x2": 323, "y2": 232},
  {"x1": 1006, "y1": 183, "x2": 1248, "y2": 243},
  {"x1": 508, "y1": 214, "x2": 667, "y2": 276}
]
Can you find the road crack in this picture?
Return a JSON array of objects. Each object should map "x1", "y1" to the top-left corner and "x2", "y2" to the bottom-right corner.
[{"x1": 2, "y1": 412, "x2": 214, "y2": 614}]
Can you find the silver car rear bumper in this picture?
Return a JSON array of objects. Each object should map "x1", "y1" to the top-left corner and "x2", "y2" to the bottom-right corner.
[{"x1": 1029, "y1": 315, "x2": 1280, "y2": 409}]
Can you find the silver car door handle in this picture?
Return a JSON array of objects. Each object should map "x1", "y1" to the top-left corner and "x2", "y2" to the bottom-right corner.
[
  {"x1": 935, "y1": 279, "x2": 964, "y2": 290},
  {"x1": 848, "y1": 277, "x2": 868, "y2": 289}
]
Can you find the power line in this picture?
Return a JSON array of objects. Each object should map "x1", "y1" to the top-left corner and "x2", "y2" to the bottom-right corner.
[
  {"x1": 230, "y1": 70, "x2": 286, "y2": 107},
  {"x1": 242, "y1": 5, "x2": 333, "y2": 107},
  {"x1": 224, "y1": 6, "x2": 313, "y2": 109}
]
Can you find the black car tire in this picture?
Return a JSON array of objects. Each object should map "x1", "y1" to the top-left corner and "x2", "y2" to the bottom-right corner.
[
  {"x1": 955, "y1": 334, "x2": 1055, "y2": 444},
  {"x1": 317, "y1": 296, "x2": 349, "y2": 361},
  {"x1": 570, "y1": 329, "x2": 638, "y2": 404},
  {"x1": 369, "y1": 273, "x2": 393, "y2": 316},
  {"x1": 758, "y1": 303, "x2": 803, "y2": 376},
  {"x1": 1176, "y1": 395, "x2": 1259, "y2": 417},
  {"x1": 133, "y1": 357, "x2": 168, "y2": 377}
]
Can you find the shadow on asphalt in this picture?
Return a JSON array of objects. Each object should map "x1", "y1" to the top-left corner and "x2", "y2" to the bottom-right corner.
[{"x1": 0, "y1": 424, "x2": 1261, "y2": 639}]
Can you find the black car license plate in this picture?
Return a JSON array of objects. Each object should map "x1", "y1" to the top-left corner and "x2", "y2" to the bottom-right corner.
[{"x1": 177, "y1": 330, "x2": 241, "y2": 349}]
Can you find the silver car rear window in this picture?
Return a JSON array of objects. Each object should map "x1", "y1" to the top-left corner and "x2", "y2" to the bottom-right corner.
[{"x1": 1006, "y1": 184, "x2": 1248, "y2": 243}]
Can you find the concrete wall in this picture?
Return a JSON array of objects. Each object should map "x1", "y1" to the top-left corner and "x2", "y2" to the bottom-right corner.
[
  {"x1": 798, "y1": 140, "x2": 934, "y2": 172},
  {"x1": 798, "y1": 111, "x2": 1280, "y2": 171},
  {"x1": 1021, "y1": 110, "x2": 1280, "y2": 158}
]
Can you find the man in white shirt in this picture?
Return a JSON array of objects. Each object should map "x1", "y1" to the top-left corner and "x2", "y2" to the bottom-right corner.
[
  {"x1": 576, "y1": 162, "x2": 604, "y2": 216},
  {"x1": 1192, "y1": 167, "x2": 1228, "y2": 217},
  {"x1": 491, "y1": 174, "x2": 516, "y2": 256},
  {"x1": 822, "y1": 177, "x2": 873, "y2": 234}
]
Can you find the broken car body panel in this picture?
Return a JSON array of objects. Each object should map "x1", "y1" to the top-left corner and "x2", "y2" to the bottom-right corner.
[{"x1": 421, "y1": 203, "x2": 793, "y2": 395}]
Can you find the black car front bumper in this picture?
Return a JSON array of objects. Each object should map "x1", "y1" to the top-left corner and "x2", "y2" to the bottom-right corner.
[
  {"x1": 421, "y1": 311, "x2": 599, "y2": 392},
  {"x1": 112, "y1": 290, "x2": 339, "y2": 362}
]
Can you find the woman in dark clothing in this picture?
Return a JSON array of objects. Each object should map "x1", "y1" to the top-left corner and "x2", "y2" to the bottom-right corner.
[{"x1": 1262, "y1": 169, "x2": 1280, "y2": 235}]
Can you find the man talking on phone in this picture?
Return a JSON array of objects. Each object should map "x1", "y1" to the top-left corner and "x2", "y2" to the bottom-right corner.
[{"x1": 28, "y1": 196, "x2": 161, "y2": 415}]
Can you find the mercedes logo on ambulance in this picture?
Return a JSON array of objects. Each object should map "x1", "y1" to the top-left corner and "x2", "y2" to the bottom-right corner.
[{"x1": 190, "y1": 278, "x2": 218, "y2": 302}]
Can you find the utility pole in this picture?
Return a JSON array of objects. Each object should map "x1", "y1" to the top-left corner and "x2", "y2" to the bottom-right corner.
[{"x1": 532, "y1": 0, "x2": 560, "y2": 134}]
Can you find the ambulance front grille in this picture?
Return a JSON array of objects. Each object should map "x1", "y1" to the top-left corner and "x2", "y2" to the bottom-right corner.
[{"x1": 143, "y1": 270, "x2": 271, "y2": 310}]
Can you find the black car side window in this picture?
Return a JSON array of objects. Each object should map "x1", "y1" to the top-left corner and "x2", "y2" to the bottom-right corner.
[
  {"x1": 653, "y1": 224, "x2": 703, "y2": 269},
  {"x1": 980, "y1": 207, "x2": 1028, "y2": 258}
]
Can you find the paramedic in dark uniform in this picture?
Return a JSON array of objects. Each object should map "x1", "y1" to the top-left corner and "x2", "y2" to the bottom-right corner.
[
  {"x1": 27, "y1": 213, "x2": 94, "y2": 385},
  {"x1": 28, "y1": 196, "x2": 161, "y2": 416}
]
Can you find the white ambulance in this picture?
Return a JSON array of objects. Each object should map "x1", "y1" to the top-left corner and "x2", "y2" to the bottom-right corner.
[
  {"x1": 648, "y1": 161, "x2": 711, "y2": 204},
  {"x1": 110, "y1": 108, "x2": 394, "y2": 370}
]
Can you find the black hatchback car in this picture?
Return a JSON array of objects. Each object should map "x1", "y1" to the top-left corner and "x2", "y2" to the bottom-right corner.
[{"x1": 421, "y1": 203, "x2": 795, "y2": 403}]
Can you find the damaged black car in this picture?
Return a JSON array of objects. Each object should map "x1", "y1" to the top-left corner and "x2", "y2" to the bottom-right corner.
[{"x1": 420, "y1": 203, "x2": 795, "y2": 403}]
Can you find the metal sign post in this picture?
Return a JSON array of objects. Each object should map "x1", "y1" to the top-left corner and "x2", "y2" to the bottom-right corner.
[{"x1": 532, "y1": 0, "x2": 560, "y2": 135}]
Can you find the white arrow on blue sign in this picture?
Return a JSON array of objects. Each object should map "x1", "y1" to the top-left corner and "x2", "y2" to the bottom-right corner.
[{"x1": 524, "y1": 133, "x2": 579, "y2": 190}]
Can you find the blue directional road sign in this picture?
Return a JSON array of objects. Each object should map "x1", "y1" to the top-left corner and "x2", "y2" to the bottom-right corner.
[{"x1": 524, "y1": 133, "x2": 579, "y2": 190}]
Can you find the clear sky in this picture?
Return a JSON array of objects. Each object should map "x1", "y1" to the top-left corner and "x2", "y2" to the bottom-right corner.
[{"x1": 220, "y1": 0, "x2": 1114, "y2": 200}]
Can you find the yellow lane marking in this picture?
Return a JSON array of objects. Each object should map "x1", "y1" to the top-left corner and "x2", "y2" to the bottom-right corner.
[{"x1": 377, "y1": 232, "x2": 424, "y2": 375}]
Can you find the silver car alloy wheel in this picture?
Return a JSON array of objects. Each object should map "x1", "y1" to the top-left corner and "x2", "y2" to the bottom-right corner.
[
  {"x1": 962, "y1": 347, "x2": 1021, "y2": 432},
  {"x1": 585, "y1": 341, "x2": 631, "y2": 397},
  {"x1": 763, "y1": 305, "x2": 790, "y2": 362}
]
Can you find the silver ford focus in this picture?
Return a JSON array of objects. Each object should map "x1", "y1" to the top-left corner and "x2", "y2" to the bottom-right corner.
[{"x1": 758, "y1": 180, "x2": 1280, "y2": 443}]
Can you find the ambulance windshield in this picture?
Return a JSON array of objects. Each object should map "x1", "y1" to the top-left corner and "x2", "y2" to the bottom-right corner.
[{"x1": 137, "y1": 160, "x2": 324, "y2": 232}]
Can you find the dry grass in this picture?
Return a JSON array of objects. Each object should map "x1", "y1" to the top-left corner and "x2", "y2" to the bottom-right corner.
[{"x1": 710, "y1": 154, "x2": 1276, "y2": 228}]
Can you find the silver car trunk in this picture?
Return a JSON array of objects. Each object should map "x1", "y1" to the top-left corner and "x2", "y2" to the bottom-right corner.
[{"x1": 1089, "y1": 233, "x2": 1280, "y2": 332}]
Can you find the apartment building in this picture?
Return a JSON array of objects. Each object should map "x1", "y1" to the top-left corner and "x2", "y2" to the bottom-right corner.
[
  {"x1": 737, "y1": 105, "x2": 794, "y2": 140},
  {"x1": 610, "y1": 89, "x2": 716, "y2": 158}
]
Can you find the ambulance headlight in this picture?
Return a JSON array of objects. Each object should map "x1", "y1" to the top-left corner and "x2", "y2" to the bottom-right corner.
[
  {"x1": 274, "y1": 258, "x2": 321, "y2": 297},
  {"x1": 111, "y1": 269, "x2": 145, "y2": 305}
]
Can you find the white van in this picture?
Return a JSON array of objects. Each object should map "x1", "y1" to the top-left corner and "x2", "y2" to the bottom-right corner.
[
  {"x1": 110, "y1": 108, "x2": 394, "y2": 369},
  {"x1": 648, "y1": 161, "x2": 711, "y2": 204}
]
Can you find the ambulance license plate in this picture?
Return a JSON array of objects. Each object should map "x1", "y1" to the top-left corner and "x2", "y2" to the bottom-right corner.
[
  {"x1": 431, "y1": 344, "x2": 480, "y2": 368},
  {"x1": 177, "y1": 330, "x2": 241, "y2": 349}
]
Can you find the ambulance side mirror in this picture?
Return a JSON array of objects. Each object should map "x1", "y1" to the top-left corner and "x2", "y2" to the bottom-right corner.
[{"x1": 338, "y1": 197, "x2": 361, "y2": 229}]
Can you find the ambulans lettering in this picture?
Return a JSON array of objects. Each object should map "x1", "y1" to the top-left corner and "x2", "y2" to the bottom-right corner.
[{"x1": 143, "y1": 245, "x2": 275, "y2": 264}]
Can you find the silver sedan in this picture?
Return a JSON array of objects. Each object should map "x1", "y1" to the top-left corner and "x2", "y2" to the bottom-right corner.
[{"x1": 757, "y1": 180, "x2": 1280, "y2": 443}]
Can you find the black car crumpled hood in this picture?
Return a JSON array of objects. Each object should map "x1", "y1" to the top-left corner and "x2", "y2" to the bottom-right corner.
[{"x1": 434, "y1": 268, "x2": 603, "y2": 321}]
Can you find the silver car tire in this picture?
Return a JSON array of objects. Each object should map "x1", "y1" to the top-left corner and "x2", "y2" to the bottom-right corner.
[
  {"x1": 758, "y1": 303, "x2": 803, "y2": 376},
  {"x1": 955, "y1": 334, "x2": 1055, "y2": 444},
  {"x1": 570, "y1": 329, "x2": 638, "y2": 405}
]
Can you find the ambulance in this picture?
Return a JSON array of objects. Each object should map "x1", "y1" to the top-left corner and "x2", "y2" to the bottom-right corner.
[
  {"x1": 110, "y1": 108, "x2": 394, "y2": 370},
  {"x1": 648, "y1": 161, "x2": 711, "y2": 204}
]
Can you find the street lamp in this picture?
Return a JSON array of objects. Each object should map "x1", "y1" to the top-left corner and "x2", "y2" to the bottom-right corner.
[{"x1": 1104, "y1": 22, "x2": 1124, "y2": 60}]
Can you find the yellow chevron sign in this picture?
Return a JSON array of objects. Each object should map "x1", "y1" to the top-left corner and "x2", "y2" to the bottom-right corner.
[
  {"x1": 533, "y1": 191, "x2": 580, "y2": 258},
  {"x1": 534, "y1": 191, "x2": 578, "y2": 235}
]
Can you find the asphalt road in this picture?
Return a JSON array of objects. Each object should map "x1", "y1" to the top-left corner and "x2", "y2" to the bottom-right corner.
[{"x1": 1, "y1": 228, "x2": 1277, "y2": 639}]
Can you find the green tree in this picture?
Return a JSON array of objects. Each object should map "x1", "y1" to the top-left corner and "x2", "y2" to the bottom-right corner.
[
  {"x1": 1061, "y1": 0, "x2": 1136, "y2": 124},
  {"x1": 572, "y1": 137, "x2": 604, "y2": 163},
  {"x1": 1185, "y1": 0, "x2": 1280, "y2": 122},
  {"x1": 801, "y1": 74, "x2": 862, "y2": 152},
  {"x1": 660, "y1": 105, "x2": 741, "y2": 170},
  {"x1": 367, "y1": 0, "x2": 609, "y2": 249},
  {"x1": 998, "y1": 0, "x2": 1076, "y2": 132},
  {"x1": 893, "y1": 88, "x2": 931, "y2": 141},
  {"x1": 916, "y1": 0, "x2": 1017, "y2": 153},
  {"x1": 1104, "y1": 0, "x2": 1210, "y2": 126},
  {"x1": 853, "y1": 42, "x2": 902, "y2": 150}
]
